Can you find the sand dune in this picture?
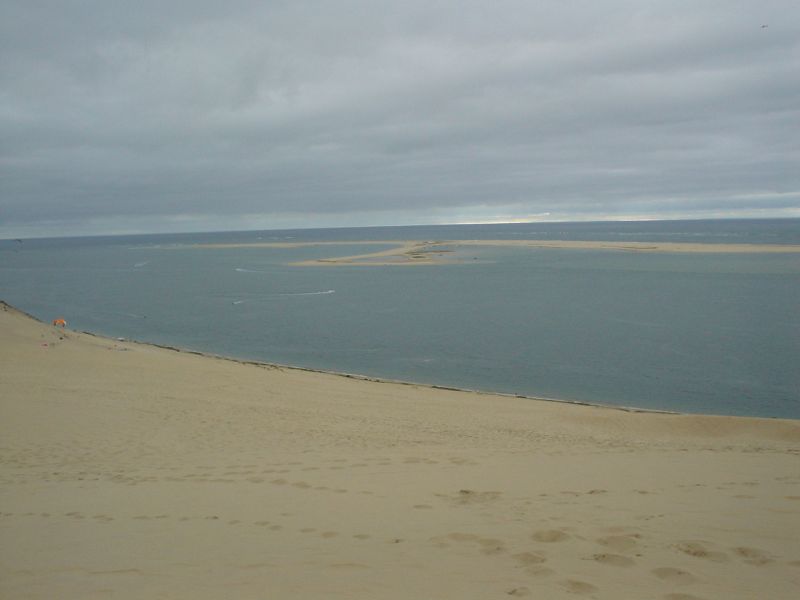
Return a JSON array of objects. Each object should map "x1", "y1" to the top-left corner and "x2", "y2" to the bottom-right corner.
[{"x1": 1, "y1": 301, "x2": 798, "y2": 599}]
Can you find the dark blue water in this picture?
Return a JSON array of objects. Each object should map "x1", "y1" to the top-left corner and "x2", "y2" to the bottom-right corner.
[{"x1": 2, "y1": 219, "x2": 798, "y2": 418}]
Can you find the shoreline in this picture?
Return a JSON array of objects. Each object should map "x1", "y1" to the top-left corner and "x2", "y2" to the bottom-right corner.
[
  {"x1": 0, "y1": 301, "x2": 755, "y2": 419},
  {"x1": 107, "y1": 337, "x2": 683, "y2": 417},
  {"x1": 3, "y1": 298, "x2": 797, "y2": 431},
  {"x1": 190, "y1": 239, "x2": 800, "y2": 266},
  {"x1": 5, "y1": 300, "x2": 795, "y2": 420},
  {"x1": 3, "y1": 300, "x2": 800, "y2": 599}
]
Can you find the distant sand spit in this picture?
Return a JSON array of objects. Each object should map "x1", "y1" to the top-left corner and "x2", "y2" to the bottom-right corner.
[
  {"x1": 191, "y1": 239, "x2": 800, "y2": 266},
  {"x1": 1, "y1": 301, "x2": 799, "y2": 599}
]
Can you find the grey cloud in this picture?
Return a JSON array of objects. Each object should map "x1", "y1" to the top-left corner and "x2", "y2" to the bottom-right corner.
[{"x1": 1, "y1": 1, "x2": 799, "y2": 236}]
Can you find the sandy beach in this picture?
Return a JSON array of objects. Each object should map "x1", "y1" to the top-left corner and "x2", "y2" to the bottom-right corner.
[
  {"x1": 1, "y1": 301, "x2": 799, "y2": 599},
  {"x1": 192, "y1": 239, "x2": 800, "y2": 266}
]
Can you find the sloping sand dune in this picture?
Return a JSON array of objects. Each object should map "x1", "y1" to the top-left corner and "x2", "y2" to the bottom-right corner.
[{"x1": 1, "y1": 302, "x2": 798, "y2": 599}]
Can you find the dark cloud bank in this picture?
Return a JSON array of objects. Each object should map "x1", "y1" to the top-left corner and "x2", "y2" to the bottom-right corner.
[{"x1": 1, "y1": 0, "x2": 799, "y2": 237}]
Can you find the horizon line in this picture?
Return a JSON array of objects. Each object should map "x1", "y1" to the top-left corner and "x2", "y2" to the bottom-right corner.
[{"x1": 2, "y1": 214, "x2": 798, "y2": 242}]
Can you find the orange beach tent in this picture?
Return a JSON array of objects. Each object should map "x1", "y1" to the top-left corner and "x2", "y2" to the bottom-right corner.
[{"x1": 52, "y1": 318, "x2": 67, "y2": 327}]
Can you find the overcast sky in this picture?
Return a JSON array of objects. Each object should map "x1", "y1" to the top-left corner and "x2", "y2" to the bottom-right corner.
[{"x1": 1, "y1": 0, "x2": 799, "y2": 238}]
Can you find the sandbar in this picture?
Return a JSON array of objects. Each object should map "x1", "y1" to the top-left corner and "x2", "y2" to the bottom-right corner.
[
  {"x1": 192, "y1": 239, "x2": 800, "y2": 266},
  {"x1": 1, "y1": 301, "x2": 799, "y2": 599}
]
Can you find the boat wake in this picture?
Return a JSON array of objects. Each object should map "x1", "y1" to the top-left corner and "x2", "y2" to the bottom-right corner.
[{"x1": 278, "y1": 290, "x2": 335, "y2": 296}]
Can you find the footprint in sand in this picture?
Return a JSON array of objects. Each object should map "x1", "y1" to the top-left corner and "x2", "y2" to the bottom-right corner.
[
  {"x1": 732, "y1": 546, "x2": 773, "y2": 566},
  {"x1": 449, "y1": 456, "x2": 478, "y2": 466},
  {"x1": 437, "y1": 489, "x2": 502, "y2": 506},
  {"x1": 560, "y1": 580, "x2": 598, "y2": 594},
  {"x1": 512, "y1": 552, "x2": 553, "y2": 577},
  {"x1": 592, "y1": 553, "x2": 635, "y2": 567},
  {"x1": 531, "y1": 529, "x2": 570, "y2": 543},
  {"x1": 526, "y1": 565, "x2": 554, "y2": 577},
  {"x1": 477, "y1": 538, "x2": 506, "y2": 555},
  {"x1": 512, "y1": 552, "x2": 547, "y2": 567},
  {"x1": 431, "y1": 532, "x2": 506, "y2": 555},
  {"x1": 652, "y1": 567, "x2": 696, "y2": 584},
  {"x1": 506, "y1": 586, "x2": 530, "y2": 596},
  {"x1": 673, "y1": 542, "x2": 729, "y2": 562}
]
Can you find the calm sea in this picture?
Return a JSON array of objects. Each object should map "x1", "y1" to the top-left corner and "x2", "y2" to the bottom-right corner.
[{"x1": 2, "y1": 219, "x2": 798, "y2": 418}]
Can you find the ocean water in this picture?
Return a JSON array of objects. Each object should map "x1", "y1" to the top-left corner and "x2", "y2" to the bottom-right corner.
[{"x1": 1, "y1": 219, "x2": 798, "y2": 418}]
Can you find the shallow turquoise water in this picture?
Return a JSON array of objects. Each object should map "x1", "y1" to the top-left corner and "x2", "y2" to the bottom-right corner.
[{"x1": 2, "y1": 220, "x2": 798, "y2": 418}]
